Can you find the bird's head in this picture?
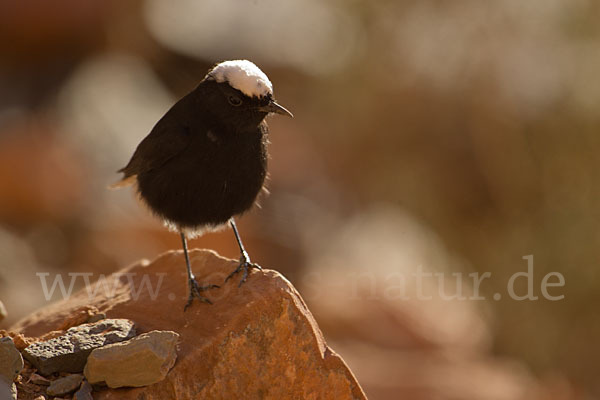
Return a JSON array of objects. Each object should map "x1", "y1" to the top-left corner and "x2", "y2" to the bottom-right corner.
[{"x1": 202, "y1": 60, "x2": 292, "y2": 129}]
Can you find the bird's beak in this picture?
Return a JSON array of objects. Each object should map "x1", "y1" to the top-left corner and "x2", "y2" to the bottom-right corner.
[{"x1": 257, "y1": 100, "x2": 293, "y2": 118}]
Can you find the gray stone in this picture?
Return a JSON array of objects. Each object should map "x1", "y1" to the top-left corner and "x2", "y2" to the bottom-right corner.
[
  {"x1": 46, "y1": 373, "x2": 84, "y2": 396},
  {"x1": 84, "y1": 330, "x2": 179, "y2": 388},
  {"x1": 0, "y1": 301, "x2": 7, "y2": 322},
  {"x1": 23, "y1": 319, "x2": 135, "y2": 375},
  {"x1": 0, "y1": 378, "x2": 17, "y2": 400},
  {"x1": 0, "y1": 337, "x2": 24, "y2": 382},
  {"x1": 73, "y1": 379, "x2": 93, "y2": 400}
]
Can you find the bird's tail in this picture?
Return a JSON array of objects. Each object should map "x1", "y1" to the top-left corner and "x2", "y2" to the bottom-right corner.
[{"x1": 107, "y1": 175, "x2": 137, "y2": 190}]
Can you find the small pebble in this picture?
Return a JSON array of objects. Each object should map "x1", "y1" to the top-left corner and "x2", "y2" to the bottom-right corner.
[
  {"x1": 29, "y1": 373, "x2": 51, "y2": 386},
  {"x1": 47, "y1": 373, "x2": 83, "y2": 397},
  {"x1": 73, "y1": 380, "x2": 93, "y2": 400}
]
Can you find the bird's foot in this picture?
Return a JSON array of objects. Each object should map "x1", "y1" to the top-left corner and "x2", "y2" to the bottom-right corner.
[
  {"x1": 224, "y1": 251, "x2": 262, "y2": 287},
  {"x1": 184, "y1": 276, "x2": 220, "y2": 311}
]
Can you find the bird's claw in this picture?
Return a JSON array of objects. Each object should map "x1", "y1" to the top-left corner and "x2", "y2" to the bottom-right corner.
[
  {"x1": 225, "y1": 252, "x2": 262, "y2": 287},
  {"x1": 184, "y1": 277, "x2": 220, "y2": 311}
]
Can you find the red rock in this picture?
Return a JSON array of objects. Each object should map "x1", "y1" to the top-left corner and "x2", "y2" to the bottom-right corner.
[
  {"x1": 56, "y1": 306, "x2": 100, "y2": 331},
  {"x1": 11, "y1": 249, "x2": 366, "y2": 399}
]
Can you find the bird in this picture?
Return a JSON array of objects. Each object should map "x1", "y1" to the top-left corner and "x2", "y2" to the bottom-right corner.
[{"x1": 111, "y1": 60, "x2": 293, "y2": 310}]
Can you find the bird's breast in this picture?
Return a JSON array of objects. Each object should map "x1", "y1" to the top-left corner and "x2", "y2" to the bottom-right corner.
[{"x1": 137, "y1": 128, "x2": 267, "y2": 228}]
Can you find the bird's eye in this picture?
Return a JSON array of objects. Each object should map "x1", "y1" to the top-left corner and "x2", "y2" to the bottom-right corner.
[{"x1": 228, "y1": 96, "x2": 242, "y2": 106}]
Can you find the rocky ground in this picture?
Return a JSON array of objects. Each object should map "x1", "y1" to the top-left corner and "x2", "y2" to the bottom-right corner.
[{"x1": 1, "y1": 249, "x2": 365, "y2": 399}]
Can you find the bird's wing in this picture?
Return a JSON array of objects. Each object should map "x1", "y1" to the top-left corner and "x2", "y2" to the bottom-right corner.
[{"x1": 113, "y1": 122, "x2": 192, "y2": 185}]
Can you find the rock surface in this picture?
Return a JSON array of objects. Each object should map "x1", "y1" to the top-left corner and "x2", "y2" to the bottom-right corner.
[
  {"x1": 0, "y1": 337, "x2": 22, "y2": 400},
  {"x1": 47, "y1": 373, "x2": 84, "y2": 397},
  {"x1": 73, "y1": 380, "x2": 93, "y2": 400},
  {"x1": 0, "y1": 379, "x2": 17, "y2": 400},
  {"x1": 0, "y1": 337, "x2": 23, "y2": 383},
  {"x1": 22, "y1": 319, "x2": 136, "y2": 375},
  {"x1": 86, "y1": 313, "x2": 106, "y2": 324},
  {"x1": 11, "y1": 249, "x2": 366, "y2": 399},
  {"x1": 84, "y1": 330, "x2": 179, "y2": 388},
  {"x1": 29, "y1": 373, "x2": 50, "y2": 386}
]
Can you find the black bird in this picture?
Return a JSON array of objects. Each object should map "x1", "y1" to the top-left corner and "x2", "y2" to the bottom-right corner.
[{"x1": 112, "y1": 60, "x2": 293, "y2": 310}]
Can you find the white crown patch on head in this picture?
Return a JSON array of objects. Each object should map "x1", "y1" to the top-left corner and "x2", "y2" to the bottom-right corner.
[{"x1": 206, "y1": 60, "x2": 273, "y2": 98}]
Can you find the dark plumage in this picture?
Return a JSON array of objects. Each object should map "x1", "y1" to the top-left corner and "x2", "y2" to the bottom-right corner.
[
  {"x1": 120, "y1": 80, "x2": 270, "y2": 228},
  {"x1": 113, "y1": 60, "x2": 292, "y2": 309}
]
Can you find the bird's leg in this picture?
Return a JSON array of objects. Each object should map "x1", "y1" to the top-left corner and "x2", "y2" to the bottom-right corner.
[
  {"x1": 225, "y1": 219, "x2": 262, "y2": 287},
  {"x1": 181, "y1": 232, "x2": 219, "y2": 311}
]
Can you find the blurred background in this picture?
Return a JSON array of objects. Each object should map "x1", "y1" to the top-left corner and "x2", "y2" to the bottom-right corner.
[{"x1": 0, "y1": 0, "x2": 598, "y2": 398}]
